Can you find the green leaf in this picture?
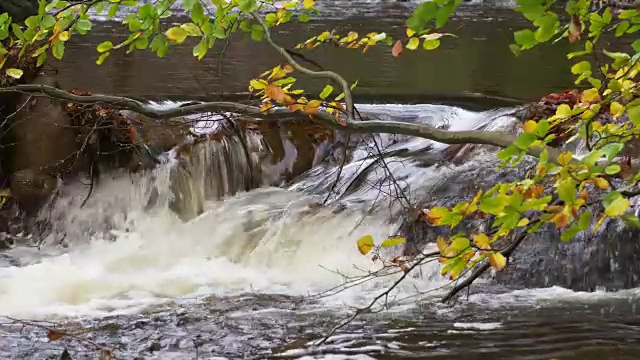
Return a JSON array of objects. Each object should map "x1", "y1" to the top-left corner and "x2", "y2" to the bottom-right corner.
[
  {"x1": 629, "y1": 105, "x2": 640, "y2": 126},
  {"x1": 561, "y1": 225, "x2": 580, "y2": 242},
  {"x1": 5, "y1": 68, "x2": 23, "y2": 79},
  {"x1": 380, "y1": 236, "x2": 406, "y2": 248},
  {"x1": 108, "y1": 4, "x2": 119, "y2": 19},
  {"x1": 139, "y1": 3, "x2": 155, "y2": 18},
  {"x1": 616, "y1": 21, "x2": 630, "y2": 37},
  {"x1": 41, "y1": 15, "x2": 56, "y2": 29},
  {"x1": 599, "y1": 143, "x2": 624, "y2": 161},
  {"x1": 406, "y1": 2, "x2": 437, "y2": 31},
  {"x1": 193, "y1": 38, "x2": 207, "y2": 60},
  {"x1": 239, "y1": 0, "x2": 258, "y2": 13},
  {"x1": 406, "y1": 37, "x2": 420, "y2": 50},
  {"x1": 571, "y1": 60, "x2": 591, "y2": 74},
  {"x1": 578, "y1": 211, "x2": 592, "y2": 231},
  {"x1": 605, "y1": 196, "x2": 630, "y2": 217},
  {"x1": 181, "y1": 23, "x2": 202, "y2": 36},
  {"x1": 534, "y1": 13, "x2": 558, "y2": 42},
  {"x1": 52, "y1": 39, "x2": 65, "y2": 60},
  {"x1": 557, "y1": 177, "x2": 576, "y2": 204},
  {"x1": 77, "y1": 19, "x2": 92, "y2": 32},
  {"x1": 536, "y1": 119, "x2": 550, "y2": 137},
  {"x1": 251, "y1": 25, "x2": 264, "y2": 41},
  {"x1": 422, "y1": 39, "x2": 440, "y2": 50},
  {"x1": 479, "y1": 196, "x2": 508, "y2": 215},
  {"x1": 97, "y1": 41, "x2": 113, "y2": 53},
  {"x1": 36, "y1": 52, "x2": 47, "y2": 67},
  {"x1": 96, "y1": 51, "x2": 110, "y2": 65},
  {"x1": 514, "y1": 132, "x2": 537, "y2": 150},
  {"x1": 299, "y1": 13, "x2": 311, "y2": 22},
  {"x1": 621, "y1": 214, "x2": 640, "y2": 228},
  {"x1": 605, "y1": 164, "x2": 621, "y2": 175},
  {"x1": 581, "y1": 149, "x2": 601, "y2": 167},
  {"x1": 319, "y1": 84, "x2": 333, "y2": 100},
  {"x1": 514, "y1": 29, "x2": 536, "y2": 48},
  {"x1": 165, "y1": 27, "x2": 189, "y2": 44}
]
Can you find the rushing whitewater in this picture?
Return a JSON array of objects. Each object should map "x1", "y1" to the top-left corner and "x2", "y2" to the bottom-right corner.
[{"x1": 0, "y1": 103, "x2": 508, "y2": 318}]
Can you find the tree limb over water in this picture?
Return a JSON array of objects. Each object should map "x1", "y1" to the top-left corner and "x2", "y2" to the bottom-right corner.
[{"x1": 0, "y1": 84, "x2": 567, "y2": 164}]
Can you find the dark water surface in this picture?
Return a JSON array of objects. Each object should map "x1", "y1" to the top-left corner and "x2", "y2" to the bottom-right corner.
[{"x1": 52, "y1": 8, "x2": 575, "y2": 107}]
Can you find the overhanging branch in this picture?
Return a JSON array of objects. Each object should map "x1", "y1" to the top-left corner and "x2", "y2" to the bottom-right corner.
[
  {"x1": 250, "y1": 11, "x2": 355, "y2": 122},
  {"x1": 0, "y1": 84, "x2": 566, "y2": 163}
]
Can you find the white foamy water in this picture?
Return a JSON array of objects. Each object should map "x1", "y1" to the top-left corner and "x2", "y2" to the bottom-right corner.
[{"x1": 0, "y1": 103, "x2": 625, "y2": 323}]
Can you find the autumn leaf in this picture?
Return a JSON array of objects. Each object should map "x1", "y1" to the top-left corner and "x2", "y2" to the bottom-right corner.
[
  {"x1": 303, "y1": 0, "x2": 315, "y2": 9},
  {"x1": 522, "y1": 120, "x2": 538, "y2": 133},
  {"x1": 391, "y1": 40, "x2": 403, "y2": 57},
  {"x1": 436, "y1": 236, "x2": 448, "y2": 253},
  {"x1": 568, "y1": 15, "x2": 582, "y2": 44},
  {"x1": 265, "y1": 84, "x2": 288, "y2": 104},
  {"x1": 357, "y1": 234, "x2": 375, "y2": 255},
  {"x1": 557, "y1": 151, "x2": 573, "y2": 166},
  {"x1": 303, "y1": 100, "x2": 322, "y2": 114},
  {"x1": 472, "y1": 233, "x2": 490, "y2": 249},
  {"x1": 47, "y1": 330, "x2": 65, "y2": 341},
  {"x1": 581, "y1": 88, "x2": 601, "y2": 103},
  {"x1": 593, "y1": 177, "x2": 610, "y2": 189},
  {"x1": 489, "y1": 252, "x2": 507, "y2": 271},
  {"x1": 554, "y1": 211, "x2": 570, "y2": 228},
  {"x1": 426, "y1": 207, "x2": 449, "y2": 225}
]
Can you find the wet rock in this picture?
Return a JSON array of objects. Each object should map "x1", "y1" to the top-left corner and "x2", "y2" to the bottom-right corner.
[{"x1": 10, "y1": 169, "x2": 58, "y2": 213}]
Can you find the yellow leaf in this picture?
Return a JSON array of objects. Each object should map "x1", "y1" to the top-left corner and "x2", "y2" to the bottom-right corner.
[
  {"x1": 472, "y1": 233, "x2": 490, "y2": 249},
  {"x1": 581, "y1": 88, "x2": 601, "y2": 103},
  {"x1": 557, "y1": 151, "x2": 573, "y2": 166},
  {"x1": 517, "y1": 217, "x2": 530, "y2": 227},
  {"x1": 555, "y1": 104, "x2": 572, "y2": 118},
  {"x1": 436, "y1": 236, "x2": 448, "y2": 253},
  {"x1": 522, "y1": 120, "x2": 538, "y2": 133},
  {"x1": 303, "y1": 99, "x2": 322, "y2": 114},
  {"x1": 610, "y1": 101, "x2": 625, "y2": 119},
  {"x1": 605, "y1": 197, "x2": 630, "y2": 217},
  {"x1": 594, "y1": 177, "x2": 610, "y2": 189},
  {"x1": 406, "y1": 37, "x2": 419, "y2": 50},
  {"x1": 249, "y1": 79, "x2": 266, "y2": 90},
  {"x1": 592, "y1": 121, "x2": 604, "y2": 132},
  {"x1": 488, "y1": 252, "x2": 507, "y2": 271},
  {"x1": 406, "y1": 28, "x2": 416, "y2": 37},
  {"x1": 5, "y1": 68, "x2": 23, "y2": 79},
  {"x1": 357, "y1": 234, "x2": 375, "y2": 255},
  {"x1": 425, "y1": 206, "x2": 449, "y2": 225},
  {"x1": 303, "y1": 0, "x2": 315, "y2": 9},
  {"x1": 165, "y1": 27, "x2": 189, "y2": 44},
  {"x1": 58, "y1": 31, "x2": 70, "y2": 41},
  {"x1": 380, "y1": 236, "x2": 406, "y2": 248}
]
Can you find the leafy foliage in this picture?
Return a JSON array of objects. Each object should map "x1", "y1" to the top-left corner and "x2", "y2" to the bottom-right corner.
[{"x1": 2, "y1": 0, "x2": 640, "y2": 292}]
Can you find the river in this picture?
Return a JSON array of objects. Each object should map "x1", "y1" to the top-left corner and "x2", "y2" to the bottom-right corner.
[{"x1": 1, "y1": 2, "x2": 640, "y2": 360}]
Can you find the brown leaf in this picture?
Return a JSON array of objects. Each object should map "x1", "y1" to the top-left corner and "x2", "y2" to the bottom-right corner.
[
  {"x1": 391, "y1": 40, "x2": 403, "y2": 57},
  {"x1": 568, "y1": 15, "x2": 581, "y2": 44},
  {"x1": 621, "y1": 155, "x2": 633, "y2": 181},
  {"x1": 554, "y1": 211, "x2": 570, "y2": 229},
  {"x1": 265, "y1": 84, "x2": 287, "y2": 104},
  {"x1": 99, "y1": 349, "x2": 113, "y2": 360},
  {"x1": 47, "y1": 329, "x2": 65, "y2": 341}
]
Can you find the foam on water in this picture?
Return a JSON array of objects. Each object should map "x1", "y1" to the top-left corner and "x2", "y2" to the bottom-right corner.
[{"x1": 0, "y1": 103, "x2": 630, "y2": 322}]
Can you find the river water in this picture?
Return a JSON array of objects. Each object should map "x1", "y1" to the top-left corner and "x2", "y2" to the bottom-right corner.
[{"x1": 2, "y1": 3, "x2": 640, "y2": 360}]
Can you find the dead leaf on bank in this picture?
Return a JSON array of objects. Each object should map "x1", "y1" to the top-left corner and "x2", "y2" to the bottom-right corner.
[{"x1": 48, "y1": 329, "x2": 65, "y2": 341}]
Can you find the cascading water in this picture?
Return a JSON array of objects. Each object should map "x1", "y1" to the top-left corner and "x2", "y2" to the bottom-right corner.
[{"x1": 2, "y1": 103, "x2": 640, "y2": 360}]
